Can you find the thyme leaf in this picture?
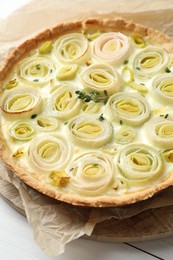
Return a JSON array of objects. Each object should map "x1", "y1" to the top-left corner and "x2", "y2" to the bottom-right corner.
[
  {"x1": 165, "y1": 67, "x2": 171, "y2": 73},
  {"x1": 31, "y1": 114, "x2": 37, "y2": 119},
  {"x1": 124, "y1": 60, "x2": 129, "y2": 65},
  {"x1": 98, "y1": 113, "x2": 104, "y2": 121}
]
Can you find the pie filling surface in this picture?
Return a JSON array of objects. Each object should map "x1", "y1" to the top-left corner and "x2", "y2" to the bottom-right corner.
[{"x1": 0, "y1": 18, "x2": 173, "y2": 207}]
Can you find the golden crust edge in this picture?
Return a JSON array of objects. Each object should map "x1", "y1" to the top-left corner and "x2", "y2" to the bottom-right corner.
[{"x1": 0, "y1": 17, "x2": 173, "y2": 207}]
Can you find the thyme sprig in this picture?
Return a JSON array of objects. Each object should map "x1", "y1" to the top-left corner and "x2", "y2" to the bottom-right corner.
[{"x1": 75, "y1": 90, "x2": 108, "y2": 104}]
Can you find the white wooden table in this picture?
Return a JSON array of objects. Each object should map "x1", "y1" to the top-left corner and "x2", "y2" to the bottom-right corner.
[{"x1": 0, "y1": 1, "x2": 173, "y2": 259}]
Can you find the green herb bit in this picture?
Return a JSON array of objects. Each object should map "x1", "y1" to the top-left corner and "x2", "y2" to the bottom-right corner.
[
  {"x1": 160, "y1": 114, "x2": 164, "y2": 117},
  {"x1": 90, "y1": 91, "x2": 99, "y2": 97},
  {"x1": 140, "y1": 83, "x2": 145, "y2": 86},
  {"x1": 120, "y1": 120, "x2": 123, "y2": 125},
  {"x1": 92, "y1": 164, "x2": 99, "y2": 167},
  {"x1": 90, "y1": 92, "x2": 99, "y2": 102},
  {"x1": 84, "y1": 98, "x2": 91, "y2": 103},
  {"x1": 84, "y1": 96, "x2": 91, "y2": 102},
  {"x1": 64, "y1": 121, "x2": 68, "y2": 125},
  {"x1": 36, "y1": 64, "x2": 41, "y2": 70},
  {"x1": 76, "y1": 91, "x2": 86, "y2": 100},
  {"x1": 90, "y1": 91, "x2": 99, "y2": 96},
  {"x1": 76, "y1": 90, "x2": 99, "y2": 102},
  {"x1": 124, "y1": 60, "x2": 128, "y2": 65},
  {"x1": 104, "y1": 90, "x2": 108, "y2": 96},
  {"x1": 103, "y1": 98, "x2": 108, "y2": 105},
  {"x1": 99, "y1": 113, "x2": 104, "y2": 121},
  {"x1": 33, "y1": 79, "x2": 39, "y2": 82},
  {"x1": 31, "y1": 114, "x2": 37, "y2": 119},
  {"x1": 70, "y1": 168, "x2": 74, "y2": 171},
  {"x1": 165, "y1": 67, "x2": 171, "y2": 73},
  {"x1": 136, "y1": 67, "x2": 141, "y2": 70},
  {"x1": 165, "y1": 114, "x2": 169, "y2": 119}
]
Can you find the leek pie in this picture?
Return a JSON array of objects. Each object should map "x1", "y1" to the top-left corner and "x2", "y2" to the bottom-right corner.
[{"x1": 0, "y1": 18, "x2": 173, "y2": 207}]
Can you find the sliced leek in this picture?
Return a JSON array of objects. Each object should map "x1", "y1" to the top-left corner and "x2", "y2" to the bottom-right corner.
[
  {"x1": 162, "y1": 149, "x2": 173, "y2": 163},
  {"x1": 121, "y1": 66, "x2": 133, "y2": 83},
  {"x1": 85, "y1": 31, "x2": 101, "y2": 41},
  {"x1": 131, "y1": 35, "x2": 146, "y2": 48},
  {"x1": 117, "y1": 143, "x2": 163, "y2": 187},
  {"x1": 93, "y1": 32, "x2": 132, "y2": 65},
  {"x1": 4, "y1": 79, "x2": 18, "y2": 90},
  {"x1": 145, "y1": 115, "x2": 173, "y2": 149},
  {"x1": 153, "y1": 107, "x2": 168, "y2": 116},
  {"x1": 151, "y1": 74, "x2": 173, "y2": 105},
  {"x1": 81, "y1": 101, "x2": 100, "y2": 114},
  {"x1": 133, "y1": 46, "x2": 170, "y2": 77},
  {"x1": 9, "y1": 121, "x2": 35, "y2": 141},
  {"x1": 57, "y1": 64, "x2": 78, "y2": 80},
  {"x1": 115, "y1": 126, "x2": 136, "y2": 144},
  {"x1": 17, "y1": 56, "x2": 56, "y2": 85},
  {"x1": 67, "y1": 151, "x2": 114, "y2": 195},
  {"x1": 36, "y1": 116, "x2": 59, "y2": 132},
  {"x1": 28, "y1": 134, "x2": 71, "y2": 173},
  {"x1": 12, "y1": 147, "x2": 25, "y2": 158},
  {"x1": 67, "y1": 115, "x2": 113, "y2": 148},
  {"x1": 106, "y1": 92, "x2": 150, "y2": 126},
  {"x1": 129, "y1": 82, "x2": 148, "y2": 93},
  {"x1": 1, "y1": 87, "x2": 42, "y2": 118},
  {"x1": 39, "y1": 41, "x2": 52, "y2": 54},
  {"x1": 51, "y1": 84, "x2": 81, "y2": 120},
  {"x1": 80, "y1": 63, "x2": 121, "y2": 96},
  {"x1": 49, "y1": 171, "x2": 70, "y2": 187},
  {"x1": 54, "y1": 33, "x2": 89, "y2": 64},
  {"x1": 100, "y1": 144, "x2": 121, "y2": 156}
]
